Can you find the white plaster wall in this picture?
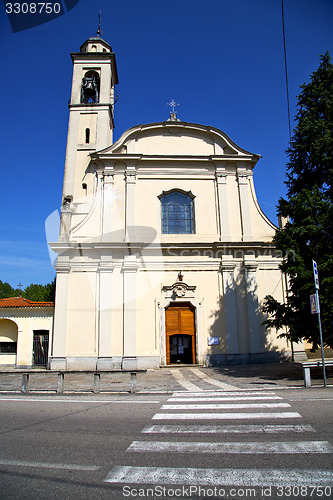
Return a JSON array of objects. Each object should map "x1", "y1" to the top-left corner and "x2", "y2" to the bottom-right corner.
[
  {"x1": 78, "y1": 113, "x2": 98, "y2": 145},
  {"x1": 129, "y1": 129, "x2": 215, "y2": 156},
  {"x1": 135, "y1": 270, "x2": 162, "y2": 358},
  {"x1": 248, "y1": 178, "x2": 277, "y2": 241},
  {"x1": 67, "y1": 272, "x2": 97, "y2": 355}
]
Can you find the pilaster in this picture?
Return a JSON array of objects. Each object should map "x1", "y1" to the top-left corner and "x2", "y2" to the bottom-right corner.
[
  {"x1": 59, "y1": 200, "x2": 72, "y2": 242},
  {"x1": 97, "y1": 259, "x2": 114, "y2": 369},
  {"x1": 102, "y1": 167, "x2": 115, "y2": 237},
  {"x1": 237, "y1": 165, "x2": 253, "y2": 241},
  {"x1": 122, "y1": 255, "x2": 138, "y2": 369},
  {"x1": 125, "y1": 163, "x2": 137, "y2": 237},
  {"x1": 215, "y1": 164, "x2": 231, "y2": 241},
  {"x1": 50, "y1": 259, "x2": 70, "y2": 369}
]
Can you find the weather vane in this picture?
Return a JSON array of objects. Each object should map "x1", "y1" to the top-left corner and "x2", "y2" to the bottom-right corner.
[
  {"x1": 97, "y1": 10, "x2": 102, "y2": 37},
  {"x1": 167, "y1": 99, "x2": 180, "y2": 121}
]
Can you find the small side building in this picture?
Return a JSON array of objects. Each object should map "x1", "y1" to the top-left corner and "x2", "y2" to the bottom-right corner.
[{"x1": 0, "y1": 297, "x2": 54, "y2": 368}]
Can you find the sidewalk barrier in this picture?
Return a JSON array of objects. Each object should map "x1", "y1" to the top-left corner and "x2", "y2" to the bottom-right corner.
[
  {"x1": 0, "y1": 370, "x2": 147, "y2": 394},
  {"x1": 302, "y1": 361, "x2": 333, "y2": 388}
]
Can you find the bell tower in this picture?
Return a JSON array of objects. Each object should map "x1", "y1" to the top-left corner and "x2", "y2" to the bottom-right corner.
[{"x1": 62, "y1": 32, "x2": 118, "y2": 203}]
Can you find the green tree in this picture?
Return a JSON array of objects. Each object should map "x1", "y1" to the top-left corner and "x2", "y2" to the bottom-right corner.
[
  {"x1": 23, "y1": 278, "x2": 56, "y2": 302},
  {"x1": 43, "y1": 278, "x2": 56, "y2": 302},
  {"x1": 0, "y1": 280, "x2": 19, "y2": 299},
  {"x1": 263, "y1": 52, "x2": 333, "y2": 349},
  {"x1": 0, "y1": 278, "x2": 56, "y2": 302}
]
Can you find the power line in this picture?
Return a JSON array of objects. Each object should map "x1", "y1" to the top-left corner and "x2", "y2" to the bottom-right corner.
[{"x1": 281, "y1": 0, "x2": 292, "y2": 141}]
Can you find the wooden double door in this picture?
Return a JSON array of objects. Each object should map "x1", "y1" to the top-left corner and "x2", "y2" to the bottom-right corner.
[{"x1": 165, "y1": 303, "x2": 196, "y2": 364}]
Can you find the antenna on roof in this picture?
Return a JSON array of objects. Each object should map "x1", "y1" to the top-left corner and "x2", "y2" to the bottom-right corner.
[
  {"x1": 17, "y1": 282, "x2": 23, "y2": 297},
  {"x1": 97, "y1": 10, "x2": 102, "y2": 37}
]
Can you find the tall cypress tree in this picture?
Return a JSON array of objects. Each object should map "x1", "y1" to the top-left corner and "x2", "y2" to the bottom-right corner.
[{"x1": 263, "y1": 52, "x2": 333, "y2": 349}]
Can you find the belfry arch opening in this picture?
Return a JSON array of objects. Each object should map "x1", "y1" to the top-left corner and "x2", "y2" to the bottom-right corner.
[
  {"x1": 165, "y1": 302, "x2": 196, "y2": 365},
  {"x1": 81, "y1": 70, "x2": 100, "y2": 104}
]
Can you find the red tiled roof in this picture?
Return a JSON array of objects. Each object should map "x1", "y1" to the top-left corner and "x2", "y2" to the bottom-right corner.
[{"x1": 0, "y1": 297, "x2": 54, "y2": 308}]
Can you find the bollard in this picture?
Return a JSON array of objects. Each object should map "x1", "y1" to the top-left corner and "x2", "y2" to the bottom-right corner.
[
  {"x1": 57, "y1": 372, "x2": 64, "y2": 393},
  {"x1": 21, "y1": 373, "x2": 29, "y2": 394},
  {"x1": 304, "y1": 367, "x2": 311, "y2": 388},
  {"x1": 130, "y1": 372, "x2": 137, "y2": 393},
  {"x1": 94, "y1": 373, "x2": 101, "y2": 394}
]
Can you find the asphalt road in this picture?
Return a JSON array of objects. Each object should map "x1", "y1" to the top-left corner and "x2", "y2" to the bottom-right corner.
[{"x1": 0, "y1": 388, "x2": 332, "y2": 500}]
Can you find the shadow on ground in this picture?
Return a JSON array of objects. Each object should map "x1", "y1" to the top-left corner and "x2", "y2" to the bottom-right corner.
[{"x1": 211, "y1": 361, "x2": 333, "y2": 384}]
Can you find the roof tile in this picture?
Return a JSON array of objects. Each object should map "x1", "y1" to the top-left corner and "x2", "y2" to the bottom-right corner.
[{"x1": 0, "y1": 297, "x2": 54, "y2": 308}]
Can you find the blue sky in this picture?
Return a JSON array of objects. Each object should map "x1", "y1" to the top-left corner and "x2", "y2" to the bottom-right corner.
[{"x1": 0, "y1": 0, "x2": 332, "y2": 288}]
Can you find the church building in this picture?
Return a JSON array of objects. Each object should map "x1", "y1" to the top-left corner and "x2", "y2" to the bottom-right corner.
[{"x1": 50, "y1": 35, "x2": 304, "y2": 370}]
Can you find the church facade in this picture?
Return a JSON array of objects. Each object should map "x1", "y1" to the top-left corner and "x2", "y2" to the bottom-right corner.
[{"x1": 50, "y1": 35, "x2": 304, "y2": 370}]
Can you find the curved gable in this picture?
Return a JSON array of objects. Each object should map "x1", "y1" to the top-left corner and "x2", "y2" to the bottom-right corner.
[{"x1": 96, "y1": 122, "x2": 257, "y2": 158}]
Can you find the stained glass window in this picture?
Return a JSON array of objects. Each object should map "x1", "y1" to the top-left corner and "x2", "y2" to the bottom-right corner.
[{"x1": 161, "y1": 191, "x2": 194, "y2": 234}]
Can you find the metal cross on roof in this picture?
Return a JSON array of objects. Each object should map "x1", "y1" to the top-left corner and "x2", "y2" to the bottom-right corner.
[
  {"x1": 167, "y1": 99, "x2": 179, "y2": 113},
  {"x1": 97, "y1": 10, "x2": 102, "y2": 37}
]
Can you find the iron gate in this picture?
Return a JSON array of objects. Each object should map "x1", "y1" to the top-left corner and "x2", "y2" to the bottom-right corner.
[{"x1": 32, "y1": 331, "x2": 49, "y2": 367}]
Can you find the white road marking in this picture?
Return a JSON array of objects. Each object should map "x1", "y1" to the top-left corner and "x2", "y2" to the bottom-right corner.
[
  {"x1": 169, "y1": 370, "x2": 204, "y2": 392},
  {"x1": 105, "y1": 466, "x2": 333, "y2": 486},
  {"x1": 142, "y1": 424, "x2": 315, "y2": 434},
  {"x1": 188, "y1": 367, "x2": 239, "y2": 390},
  {"x1": 152, "y1": 412, "x2": 302, "y2": 420},
  {"x1": 291, "y1": 398, "x2": 333, "y2": 401},
  {"x1": 127, "y1": 440, "x2": 332, "y2": 454},
  {"x1": 161, "y1": 402, "x2": 291, "y2": 410},
  {"x1": 0, "y1": 459, "x2": 99, "y2": 471},
  {"x1": 0, "y1": 398, "x2": 160, "y2": 404},
  {"x1": 168, "y1": 396, "x2": 282, "y2": 402},
  {"x1": 171, "y1": 391, "x2": 276, "y2": 397}
]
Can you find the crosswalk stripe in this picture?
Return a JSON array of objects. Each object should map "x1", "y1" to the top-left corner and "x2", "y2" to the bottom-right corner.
[
  {"x1": 152, "y1": 412, "x2": 302, "y2": 420},
  {"x1": 161, "y1": 402, "x2": 291, "y2": 410},
  {"x1": 0, "y1": 459, "x2": 100, "y2": 471},
  {"x1": 105, "y1": 388, "x2": 330, "y2": 491},
  {"x1": 104, "y1": 466, "x2": 333, "y2": 486},
  {"x1": 127, "y1": 440, "x2": 332, "y2": 454},
  {"x1": 142, "y1": 424, "x2": 316, "y2": 434},
  {"x1": 171, "y1": 391, "x2": 276, "y2": 397},
  {"x1": 168, "y1": 396, "x2": 282, "y2": 402},
  {"x1": 188, "y1": 367, "x2": 239, "y2": 390}
]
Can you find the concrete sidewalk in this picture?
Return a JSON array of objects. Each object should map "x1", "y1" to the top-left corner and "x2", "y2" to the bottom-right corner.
[{"x1": 0, "y1": 361, "x2": 331, "y2": 394}]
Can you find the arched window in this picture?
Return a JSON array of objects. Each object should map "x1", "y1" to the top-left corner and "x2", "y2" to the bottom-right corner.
[
  {"x1": 85, "y1": 128, "x2": 90, "y2": 143},
  {"x1": 160, "y1": 190, "x2": 195, "y2": 234},
  {"x1": 0, "y1": 319, "x2": 18, "y2": 363}
]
